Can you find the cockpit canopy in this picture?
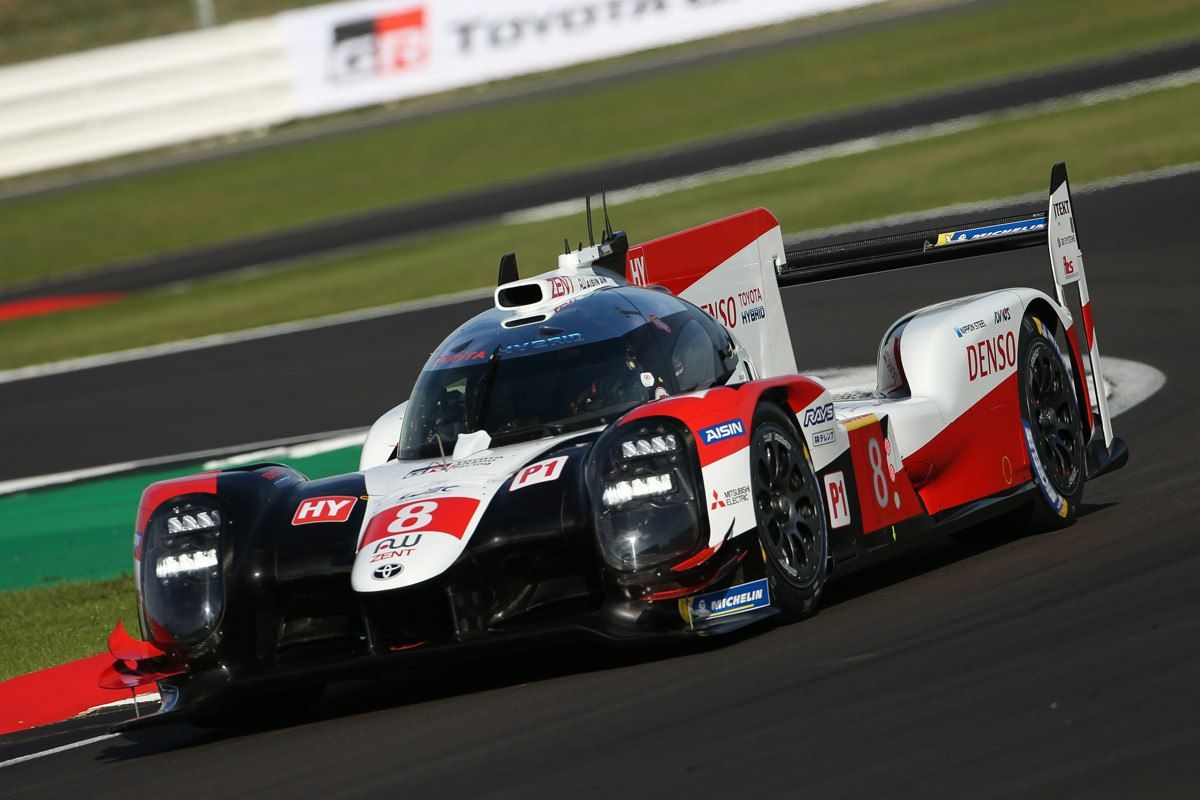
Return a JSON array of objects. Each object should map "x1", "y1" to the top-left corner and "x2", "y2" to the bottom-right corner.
[{"x1": 397, "y1": 285, "x2": 739, "y2": 460}]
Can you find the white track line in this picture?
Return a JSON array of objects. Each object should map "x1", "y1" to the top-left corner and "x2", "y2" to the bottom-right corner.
[
  {"x1": 2, "y1": 164, "x2": 1196, "y2": 391},
  {"x1": 787, "y1": 161, "x2": 1200, "y2": 244},
  {"x1": 2, "y1": 159, "x2": 1196, "y2": 389},
  {"x1": 502, "y1": 68, "x2": 1200, "y2": 225},
  {"x1": 0, "y1": 733, "x2": 118, "y2": 770},
  {"x1": 0, "y1": 286, "x2": 492, "y2": 387},
  {"x1": 201, "y1": 431, "x2": 367, "y2": 470},
  {"x1": 0, "y1": 159, "x2": 1158, "y2": 390},
  {"x1": 0, "y1": 426, "x2": 368, "y2": 497}
]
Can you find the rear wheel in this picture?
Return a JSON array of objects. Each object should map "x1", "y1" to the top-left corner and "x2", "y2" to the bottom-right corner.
[
  {"x1": 1018, "y1": 315, "x2": 1086, "y2": 530},
  {"x1": 750, "y1": 403, "x2": 829, "y2": 620}
]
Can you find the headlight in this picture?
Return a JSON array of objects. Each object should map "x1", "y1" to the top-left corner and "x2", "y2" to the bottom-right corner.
[
  {"x1": 155, "y1": 549, "x2": 219, "y2": 579},
  {"x1": 590, "y1": 419, "x2": 705, "y2": 573},
  {"x1": 619, "y1": 434, "x2": 678, "y2": 459},
  {"x1": 601, "y1": 473, "x2": 674, "y2": 507},
  {"x1": 140, "y1": 497, "x2": 226, "y2": 648}
]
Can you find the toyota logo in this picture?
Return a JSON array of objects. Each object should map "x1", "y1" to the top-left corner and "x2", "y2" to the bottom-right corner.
[{"x1": 372, "y1": 563, "x2": 403, "y2": 580}]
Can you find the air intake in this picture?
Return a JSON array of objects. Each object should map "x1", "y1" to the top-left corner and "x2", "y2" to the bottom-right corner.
[{"x1": 496, "y1": 282, "x2": 545, "y2": 308}]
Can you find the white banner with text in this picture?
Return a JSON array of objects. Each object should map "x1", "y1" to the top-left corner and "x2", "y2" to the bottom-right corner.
[{"x1": 280, "y1": 0, "x2": 880, "y2": 115}]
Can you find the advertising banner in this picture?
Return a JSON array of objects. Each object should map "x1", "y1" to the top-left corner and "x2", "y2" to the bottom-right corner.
[{"x1": 280, "y1": 0, "x2": 880, "y2": 116}]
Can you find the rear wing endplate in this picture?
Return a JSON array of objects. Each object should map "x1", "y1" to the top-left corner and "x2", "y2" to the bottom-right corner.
[{"x1": 777, "y1": 162, "x2": 1120, "y2": 472}]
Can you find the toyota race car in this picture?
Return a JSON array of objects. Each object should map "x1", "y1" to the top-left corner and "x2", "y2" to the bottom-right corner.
[{"x1": 102, "y1": 163, "x2": 1127, "y2": 728}]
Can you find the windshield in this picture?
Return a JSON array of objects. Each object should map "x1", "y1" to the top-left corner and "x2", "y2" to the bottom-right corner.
[{"x1": 398, "y1": 334, "x2": 653, "y2": 459}]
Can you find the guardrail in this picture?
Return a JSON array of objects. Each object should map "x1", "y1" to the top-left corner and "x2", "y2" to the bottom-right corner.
[{"x1": 0, "y1": 19, "x2": 296, "y2": 180}]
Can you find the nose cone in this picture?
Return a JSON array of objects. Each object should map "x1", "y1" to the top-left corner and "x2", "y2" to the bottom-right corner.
[{"x1": 351, "y1": 489, "x2": 487, "y2": 593}]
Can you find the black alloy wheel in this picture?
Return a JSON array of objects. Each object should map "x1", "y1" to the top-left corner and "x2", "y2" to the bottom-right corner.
[
  {"x1": 750, "y1": 403, "x2": 828, "y2": 619},
  {"x1": 1018, "y1": 316, "x2": 1086, "y2": 529}
]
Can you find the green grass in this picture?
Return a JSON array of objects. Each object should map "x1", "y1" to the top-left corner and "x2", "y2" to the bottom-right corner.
[
  {"x1": 2, "y1": 0, "x2": 1199, "y2": 287},
  {"x1": 0, "y1": 576, "x2": 137, "y2": 681},
  {"x1": 1, "y1": 78, "x2": 1197, "y2": 370}
]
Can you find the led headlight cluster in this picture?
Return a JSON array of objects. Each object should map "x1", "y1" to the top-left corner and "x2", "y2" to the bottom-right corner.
[
  {"x1": 590, "y1": 419, "x2": 705, "y2": 573},
  {"x1": 140, "y1": 497, "x2": 227, "y2": 647},
  {"x1": 603, "y1": 433, "x2": 680, "y2": 506},
  {"x1": 165, "y1": 510, "x2": 220, "y2": 536}
]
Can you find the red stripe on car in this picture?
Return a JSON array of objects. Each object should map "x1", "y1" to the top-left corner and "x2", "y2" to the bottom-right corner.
[
  {"x1": 903, "y1": 373, "x2": 1028, "y2": 515},
  {"x1": 135, "y1": 473, "x2": 220, "y2": 538},
  {"x1": 624, "y1": 208, "x2": 779, "y2": 292},
  {"x1": 621, "y1": 377, "x2": 826, "y2": 467},
  {"x1": 1063, "y1": 323, "x2": 1095, "y2": 434},
  {"x1": 1080, "y1": 301, "x2": 1097, "y2": 349}
]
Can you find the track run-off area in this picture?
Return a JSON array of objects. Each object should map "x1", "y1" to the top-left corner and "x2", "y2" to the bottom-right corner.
[{"x1": 0, "y1": 165, "x2": 1196, "y2": 795}]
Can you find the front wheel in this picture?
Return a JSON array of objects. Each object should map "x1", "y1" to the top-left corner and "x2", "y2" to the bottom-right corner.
[
  {"x1": 1018, "y1": 315, "x2": 1086, "y2": 530},
  {"x1": 750, "y1": 403, "x2": 829, "y2": 621}
]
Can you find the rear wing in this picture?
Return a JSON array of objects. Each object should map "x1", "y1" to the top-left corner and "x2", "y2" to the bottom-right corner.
[
  {"x1": 778, "y1": 212, "x2": 1048, "y2": 284},
  {"x1": 778, "y1": 162, "x2": 1122, "y2": 474}
]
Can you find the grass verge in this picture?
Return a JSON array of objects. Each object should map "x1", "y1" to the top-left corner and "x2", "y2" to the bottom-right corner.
[
  {"x1": 2, "y1": 0, "x2": 1200, "y2": 286},
  {"x1": 0, "y1": 576, "x2": 137, "y2": 682},
  {"x1": 1, "y1": 78, "x2": 1197, "y2": 370}
]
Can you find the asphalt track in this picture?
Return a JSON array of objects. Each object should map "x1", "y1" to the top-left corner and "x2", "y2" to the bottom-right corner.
[
  {"x1": 1, "y1": 169, "x2": 1198, "y2": 796},
  {"x1": 5, "y1": 35, "x2": 1200, "y2": 301}
]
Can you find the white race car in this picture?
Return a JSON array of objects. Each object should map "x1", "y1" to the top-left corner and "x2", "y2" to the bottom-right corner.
[{"x1": 104, "y1": 162, "x2": 1126, "y2": 728}]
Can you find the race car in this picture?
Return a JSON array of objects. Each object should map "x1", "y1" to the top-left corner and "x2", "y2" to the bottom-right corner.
[{"x1": 102, "y1": 162, "x2": 1127, "y2": 728}]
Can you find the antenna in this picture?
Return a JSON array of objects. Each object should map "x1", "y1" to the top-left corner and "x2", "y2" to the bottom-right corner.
[
  {"x1": 601, "y1": 189, "x2": 613, "y2": 239},
  {"x1": 563, "y1": 238, "x2": 570, "y2": 255},
  {"x1": 585, "y1": 195, "x2": 595, "y2": 246}
]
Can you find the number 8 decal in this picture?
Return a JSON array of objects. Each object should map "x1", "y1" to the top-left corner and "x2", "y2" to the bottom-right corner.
[
  {"x1": 360, "y1": 496, "x2": 483, "y2": 552},
  {"x1": 846, "y1": 416, "x2": 918, "y2": 535},
  {"x1": 387, "y1": 501, "x2": 438, "y2": 533},
  {"x1": 867, "y1": 438, "x2": 888, "y2": 508}
]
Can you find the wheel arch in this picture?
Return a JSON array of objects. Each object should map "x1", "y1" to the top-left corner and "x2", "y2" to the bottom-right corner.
[
  {"x1": 613, "y1": 375, "x2": 835, "y2": 559},
  {"x1": 1018, "y1": 291, "x2": 1095, "y2": 439}
]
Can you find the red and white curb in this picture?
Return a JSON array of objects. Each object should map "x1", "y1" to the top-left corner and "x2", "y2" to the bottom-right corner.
[{"x1": 0, "y1": 654, "x2": 157, "y2": 738}]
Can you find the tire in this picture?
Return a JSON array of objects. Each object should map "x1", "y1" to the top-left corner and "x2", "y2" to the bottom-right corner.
[
  {"x1": 749, "y1": 402, "x2": 829, "y2": 620},
  {"x1": 1018, "y1": 315, "x2": 1086, "y2": 530}
]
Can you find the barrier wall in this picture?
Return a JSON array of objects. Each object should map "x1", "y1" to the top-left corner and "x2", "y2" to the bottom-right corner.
[
  {"x1": 0, "y1": 19, "x2": 294, "y2": 180},
  {"x1": 0, "y1": 0, "x2": 879, "y2": 180}
]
